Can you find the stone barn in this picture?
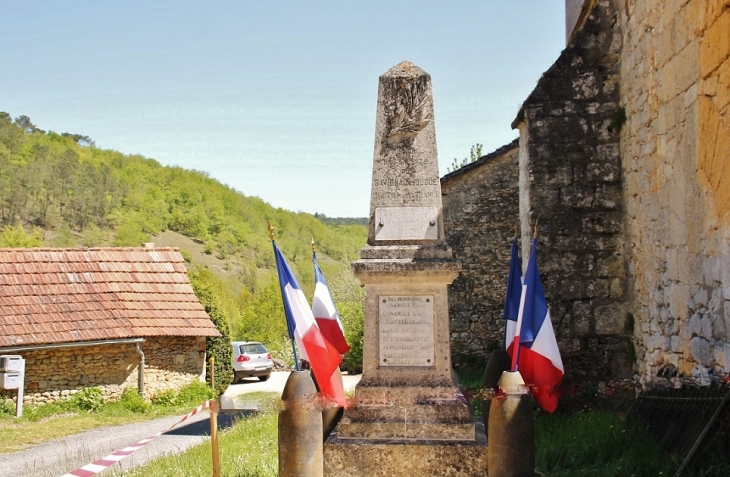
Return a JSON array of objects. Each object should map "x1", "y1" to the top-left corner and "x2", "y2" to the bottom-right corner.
[
  {"x1": 0, "y1": 246, "x2": 220, "y2": 405},
  {"x1": 441, "y1": 140, "x2": 520, "y2": 368}
]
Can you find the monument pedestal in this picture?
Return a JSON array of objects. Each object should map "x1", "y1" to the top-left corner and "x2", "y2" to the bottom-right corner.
[
  {"x1": 324, "y1": 60, "x2": 487, "y2": 475},
  {"x1": 325, "y1": 418, "x2": 488, "y2": 477}
]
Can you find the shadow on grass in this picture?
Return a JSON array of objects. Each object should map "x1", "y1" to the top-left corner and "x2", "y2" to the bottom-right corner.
[{"x1": 165, "y1": 410, "x2": 256, "y2": 436}]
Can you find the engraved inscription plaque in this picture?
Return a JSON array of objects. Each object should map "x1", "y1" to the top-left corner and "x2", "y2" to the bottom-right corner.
[
  {"x1": 379, "y1": 295, "x2": 434, "y2": 367},
  {"x1": 374, "y1": 207, "x2": 439, "y2": 241}
]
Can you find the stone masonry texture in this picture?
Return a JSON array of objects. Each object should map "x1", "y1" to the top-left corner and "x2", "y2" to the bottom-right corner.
[
  {"x1": 1, "y1": 336, "x2": 207, "y2": 405},
  {"x1": 441, "y1": 141, "x2": 520, "y2": 368},
  {"x1": 619, "y1": 0, "x2": 730, "y2": 385},
  {"x1": 514, "y1": 0, "x2": 633, "y2": 383}
]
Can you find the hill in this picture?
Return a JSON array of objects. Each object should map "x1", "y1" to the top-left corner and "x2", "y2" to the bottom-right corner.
[
  {"x1": 0, "y1": 112, "x2": 366, "y2": 292},
  {"x1": 0, "y1": 112, "x2": 367, "y2": 366}
]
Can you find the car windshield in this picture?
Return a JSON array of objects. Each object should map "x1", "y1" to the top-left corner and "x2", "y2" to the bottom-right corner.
[{"x1": 242, "y1": 344, "x2": 267, "y2": 354}]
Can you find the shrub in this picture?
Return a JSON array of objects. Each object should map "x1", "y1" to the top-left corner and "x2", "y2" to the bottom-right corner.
[
  {"x1": 120, "y1": 387, "x2": 150, "y2": 413},
  {"x1": 73, "y1": 387, "x2": 104, "y2": 413},
  {"x1": 176, "y1": 380, "x2": 215, "y2": 406},
  {"x1": 0, "y1": 397, "x2": 15, "y2": 415},
  {"x1": 151, "y1": 389, "x2": 179, "y2": 407}
]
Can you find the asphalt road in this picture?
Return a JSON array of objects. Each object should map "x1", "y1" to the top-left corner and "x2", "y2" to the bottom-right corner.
[{"x1": 0, "y1": 371, "x2": 360, "y2": 477}]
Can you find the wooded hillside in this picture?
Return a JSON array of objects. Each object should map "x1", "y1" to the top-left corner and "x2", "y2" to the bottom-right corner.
[{"x1": 0, "y1": 112, "x2": 367, "y2": 365}]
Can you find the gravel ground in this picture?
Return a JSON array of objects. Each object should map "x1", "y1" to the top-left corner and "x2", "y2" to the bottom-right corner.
[{"x1": 0, "y1": 371, "x2": 360, "y2": 477}]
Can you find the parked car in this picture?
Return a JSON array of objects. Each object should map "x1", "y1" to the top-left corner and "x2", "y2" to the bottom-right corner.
[{"x1": 231, "y1": 341, "x2": 274, "y2": 383}]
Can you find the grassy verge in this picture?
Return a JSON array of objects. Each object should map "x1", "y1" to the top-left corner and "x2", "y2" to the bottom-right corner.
[
  {"x1": 123, "y1": 392, "x2": 280, "y2": 477},
  {"x1": 0, "y1": 381, "x2": 214, "y2": 454}
]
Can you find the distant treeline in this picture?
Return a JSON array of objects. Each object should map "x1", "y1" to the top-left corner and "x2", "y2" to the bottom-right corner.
[{"x1": 313, "y1": 213, "x2": 368, "y2": 226}]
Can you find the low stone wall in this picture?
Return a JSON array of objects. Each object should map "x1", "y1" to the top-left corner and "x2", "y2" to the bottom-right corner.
[{"x1": 1, "y1": 336, "x2": 207, "y2": 405}]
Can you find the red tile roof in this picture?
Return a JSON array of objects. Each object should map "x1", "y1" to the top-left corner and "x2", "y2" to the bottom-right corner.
[{"x1": 0, "y1": 247, "x2": 221, "y2": 347}]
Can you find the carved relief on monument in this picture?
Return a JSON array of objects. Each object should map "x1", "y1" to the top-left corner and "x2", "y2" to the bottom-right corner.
[{"x1": 384, "y1": 77, "x2": 432, "y2": 146}]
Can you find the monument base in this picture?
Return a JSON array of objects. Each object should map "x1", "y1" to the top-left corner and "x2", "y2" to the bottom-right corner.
[{"x1": 324, "y1": 418, "x2": 488, "y2": 477}]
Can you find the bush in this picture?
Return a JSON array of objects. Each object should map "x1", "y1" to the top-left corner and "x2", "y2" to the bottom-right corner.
[
  {"x1": 0, "y1": 397, "x2": 15, "y2": 415},
  {"x1": 176, "y1": 380, "x2": 215, "y2": 406},
  {"x1": 120, "y1": 387, "x2": 150, "y2": 413},
  {"x1": 73, "y1": 387, "x2": 104, "y2": 413},
  {"x1": 151, "y1": 389, "x2": 179, "y2": 407}
]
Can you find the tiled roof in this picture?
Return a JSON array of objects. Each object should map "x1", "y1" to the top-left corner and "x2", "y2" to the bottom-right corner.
[{"x1": 0, "y1": 247, "x2": 221, "y2": 347}]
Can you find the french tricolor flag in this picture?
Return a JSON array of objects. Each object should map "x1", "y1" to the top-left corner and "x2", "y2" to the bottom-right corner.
[
  {"x1": 508, "y1": 238, "x2": 564, "y2": 412},
  {"x1": 312, "y1": 253, "x2": 350, "y2": 355},
  {"x1": 503, "y1": 237, "x2": 522, "y2": 350},
  {"x1": 273, "y1": 242, "x2": 346, "y2": 406}
]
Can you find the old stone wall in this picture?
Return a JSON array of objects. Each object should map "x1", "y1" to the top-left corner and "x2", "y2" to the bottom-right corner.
[
  {"x1": 1, "y1": 336, "x2": 207, "y2": 405},
  {"x1": 515, "y1": 0, "x2": 633, "y2": 383},
  {"x1": 619, "y1": 0, "x2": 730, "y2": 385},
  {"x1": 441, "y1": 141, "x2": 520, "y2": 368}
]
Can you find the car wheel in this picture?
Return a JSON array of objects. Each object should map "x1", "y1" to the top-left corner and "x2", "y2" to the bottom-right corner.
[
  {"x1": 258, "y1": 374, "x2": 270, "y2": 382},
  {"x1": 232, "y1": 375, "x2": 240, "y2": 384}
]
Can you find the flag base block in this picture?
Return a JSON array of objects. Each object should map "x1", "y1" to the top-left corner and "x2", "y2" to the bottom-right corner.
[{"x1": 324, "y1": 416, "x2": 488, "y2": 476}]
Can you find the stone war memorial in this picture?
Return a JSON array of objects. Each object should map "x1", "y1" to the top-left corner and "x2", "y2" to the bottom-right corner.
[{"x1": 323, "y1": 61, "x2": 489, "y2": 476}]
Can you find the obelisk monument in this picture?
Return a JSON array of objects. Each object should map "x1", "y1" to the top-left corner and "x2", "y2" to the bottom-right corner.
[{"x1": 324, "y1": 61, "x2": 488, "y2": 476}]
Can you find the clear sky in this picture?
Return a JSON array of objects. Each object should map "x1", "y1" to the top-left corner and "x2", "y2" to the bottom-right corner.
[{"x1": 1, "y1": 1, "x2": 565, "y2": 218}]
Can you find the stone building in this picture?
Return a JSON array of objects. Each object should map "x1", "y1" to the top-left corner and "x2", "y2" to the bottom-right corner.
[
  {"x1": 445, "y1": 0, "x2": 729, "y2": 388},
  {"x1": 441, "y1": 140, "x2": 519, "y2": 368},
  {"x1": 0, "y1": 246, "x2": 220, "y2": 404}
]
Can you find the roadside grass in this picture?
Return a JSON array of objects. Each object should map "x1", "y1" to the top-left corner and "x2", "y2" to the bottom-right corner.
[
  {"x1": 0, "y1": 381, "x2": 214, "y2": 454},
  {"x1": 121, "y1": 392, "x2": 280, "y2": 477}
]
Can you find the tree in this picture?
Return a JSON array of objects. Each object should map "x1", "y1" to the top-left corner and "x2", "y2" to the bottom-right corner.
[
  {"x1": 14, "y1": 115, "x2": 43, "y2": 134},
  {"x1": 189, "y1": 267, "x2": 234, "y2": 395},
  {"x1": 447, "y1": 143, "x2": 483, "y2": 173},
  {"x1": 0, "y1": 225, "x2": 43, "y2": 247}
]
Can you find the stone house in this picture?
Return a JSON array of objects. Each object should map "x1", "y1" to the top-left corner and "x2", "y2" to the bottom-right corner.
[
  {"x1": 441, "y1": 140, "x2": 519, "y2": 368},
  {"x1": 0, "y1": 246, "x2": 220, "y2": 404},
  {"x1": 444, "y1": 0, "x2": 729, "y2": 389}
]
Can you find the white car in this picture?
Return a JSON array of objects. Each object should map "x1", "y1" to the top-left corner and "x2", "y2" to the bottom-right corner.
[{"x1": 231, "y1": 341, "x2": 274, "y2": 383}]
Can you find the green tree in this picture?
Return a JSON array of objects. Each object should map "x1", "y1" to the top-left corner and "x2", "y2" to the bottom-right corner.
[
  {"x1": 0, "y1": 225, "x2": 43, "y2": 247},
  {"x1": 447, "y1": 143, "x2": 483, "y2": 173},
  {"x1": 189, "y1": 267, "x2": 235, "y2": 395}
]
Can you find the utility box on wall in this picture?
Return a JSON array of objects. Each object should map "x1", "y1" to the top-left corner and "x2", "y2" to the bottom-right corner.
[{"x1": 0, "y1": 355, "x2": 25, "y2": 417}]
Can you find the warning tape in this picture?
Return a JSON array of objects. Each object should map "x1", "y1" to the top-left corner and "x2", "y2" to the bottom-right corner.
[{"x1": 59, "y1": 399, "x2": 214, "y2": 477}]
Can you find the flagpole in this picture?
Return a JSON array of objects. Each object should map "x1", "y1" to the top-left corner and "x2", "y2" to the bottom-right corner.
[
  {"x1": 269, "y1": 220, "x2": 301, "y2": 371},
  {"x1": 502, "y1": 226, "x2": 520, "y2": 351},
  {"x1": 512, "y1": 219, "x2": 539, "y2": 372}
]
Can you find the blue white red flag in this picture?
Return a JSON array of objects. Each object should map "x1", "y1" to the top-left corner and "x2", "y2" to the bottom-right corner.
[
  {"x1": 508, "y1": 239, "x2": 564, "y2": 412},
  {"x1": 312, "y1": 253, "x2": 350, "y2": 355},
  {"x1": 273, "y1": 242, "x2": 346, "y2": 406},
  {"x1": 502, "y1": 237, "x2": 522, "y2": 350}
]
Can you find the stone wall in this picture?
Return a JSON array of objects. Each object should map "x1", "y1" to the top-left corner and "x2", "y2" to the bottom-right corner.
[
  {"x1": 619, "y1": 0, "x2": 730, "y2": 385},
  {"x1": 514, "y1": 0, "x2": 633, "y2": 383},
  {"x1": 441, "y1": 141, "x2": 520, "y2": 368},
  {"x1": 1, "y1": 336, "x2": 207, "y2": 405}
]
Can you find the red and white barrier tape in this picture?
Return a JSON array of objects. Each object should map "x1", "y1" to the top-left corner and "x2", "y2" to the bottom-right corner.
[{"x1": 60, "y1": 399, "x2": 214, "y2": 477}]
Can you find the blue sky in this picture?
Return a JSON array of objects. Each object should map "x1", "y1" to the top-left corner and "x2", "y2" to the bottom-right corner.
[{"x1": 1, "y1": 1, "x2": 565, "y2": 217}]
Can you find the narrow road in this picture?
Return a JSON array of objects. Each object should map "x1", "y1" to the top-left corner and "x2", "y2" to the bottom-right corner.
[{"x1": 0, "y1": 371, "x2": 360, "y2": 477}]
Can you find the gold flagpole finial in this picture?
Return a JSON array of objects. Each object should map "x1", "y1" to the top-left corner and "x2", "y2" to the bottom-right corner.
[
  {"x1": 533, "y1": 217, "x2": 540, "y2": 239},
  {"x1": 267, "y1": 220, "x2": 275, "y2": 241},
  {"x1": 311, "y1": 236, "x2": 316, "y2": 254},
  {"x1": 515, "y1": 224, "x2": 520, "y2": 239}
]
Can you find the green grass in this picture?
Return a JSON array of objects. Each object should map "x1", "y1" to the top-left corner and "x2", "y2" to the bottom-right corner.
[
  {"x1": 0, "y1": 381, "x2": 214, "y2": 453},
  {"x1": 123, "y1": 392, "x2": 280, "y2": 477}
]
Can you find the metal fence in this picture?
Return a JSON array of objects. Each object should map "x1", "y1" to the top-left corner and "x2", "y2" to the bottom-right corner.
[{"x1": 627, "y1": 379, "x2": 730, "y2": 476}]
